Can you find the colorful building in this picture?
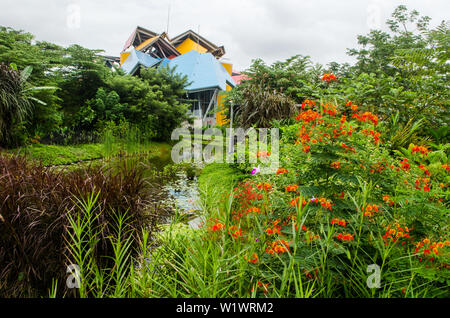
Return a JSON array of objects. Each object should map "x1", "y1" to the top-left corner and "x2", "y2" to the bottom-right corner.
[{"x1": 119, "y1": 26, "x2": 236, "y2": 126}]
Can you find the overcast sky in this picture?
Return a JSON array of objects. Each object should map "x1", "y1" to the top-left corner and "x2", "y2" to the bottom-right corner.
[{"x1": 1, "y1": 0, "x2": 448, "y2": 71}]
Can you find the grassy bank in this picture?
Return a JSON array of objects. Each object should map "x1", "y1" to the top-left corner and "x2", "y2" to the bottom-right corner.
[
  {"x1": 198, "y1": 163, "x2": 244, "y2": 201},
  {"x1": 7, "y1": 142, "x2": 172, "y2": 166}
]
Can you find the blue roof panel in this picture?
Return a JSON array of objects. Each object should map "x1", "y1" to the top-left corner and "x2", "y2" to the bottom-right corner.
[
  {"x1": 121, "y1": 49, "x2": 161, "y2": 75},
  {"x1": 121, "y1": 49, "x2": 235, "y2": 92},
  {"x1": 166, "y1": 50, "x2": 235, "y2": 92}
]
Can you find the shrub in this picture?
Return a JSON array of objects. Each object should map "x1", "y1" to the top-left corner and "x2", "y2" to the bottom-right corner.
[
  {"x1": 145, "y1": 97, "x2": 449, "y2": 298},
  {"x1": 0, "y1": 154, "x2": 170, "y2": 297}
]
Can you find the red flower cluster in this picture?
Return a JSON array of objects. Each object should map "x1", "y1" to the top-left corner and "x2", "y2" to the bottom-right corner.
[
  {"x1": 352, "y1": 111, "x2": 379, "y2": 126},
  {"x1": 266, "y1": 224, "x2": 281, "y2": 236},
  {"x1": 301, "y1": 99, "x2": 316, "y2": 110},
  {"x1": 382, "y1": 195, "x2": 395, "y2": 206},
  {"x1": 411, "y1": 144, "x2": 429, "y2": 156},
  {"x1": 266, "y1": 240, "x2": 290, "y2": 255},
  {"x1": 229, "y1": 226, "x2": 243, "y2": 240},
  {"x1": 257, "y1": 151, "x2": 270, "y2": 158},
  {"x1": 382, "y1": 223, "x2": 411, "y2": 245},
  {"x1": 322, "y1": 73, "x2": 337, "y2": 82},
  {"x1": 211, "y1": 222, "x2": 225, "y2": 232},
  {"x1": 336, "y1": 233, "x2": 354, "y2": 241},
  {"x1": 331, "y1": 218, "x2": 347, "y2": 227},
  {"x1": 246, "y1": 206, "x2": 261, "y2": 214},
  {"x1": 248, "y1": 253, "x2": 259, "y2": 264},
  {"x1": 341, "y1": 143, "x2": 356, "y2": 153},
  {"x1": 296, "y1": 109, "x2": 322, "y2": 124},
  {"x1": 285, "y1": 184, "x2": 299, "y2": 192},
  {"x1": 363, "y1": 204, "x2": 379, "y2": 217},
  {"x1": 257, "y1": 182, "x2": 272, "y2": 192},
  {"x1": 400, "y1": 158, "x2": 410, "y2": 172},
  {"x1": 276, "y1": 168, "x2": 288, "y2": 175},
  {"x1": 330, "y1": 161, "x2": 341, "y2": 169},
  {"x1": 415, "y1": 178, "x2": 430, "y2": 191},
  {"x1": 251, "y1": 281, "x2": 270, "y2": 294},
  {"x1": 290, "y1": 196, "x2": 307, "y2": 208},
  {"x1": 322, "y1": 103, "x2": 338, "y2": 117},
  {"x1": 232, "y1": 181, "x2": 264, "y2": 220},
  {"x1": 418, "y1": 164, "x2": 431, "y2": 176},
  {"x1": 414, "y1": 238, "x2": 449, "y2": 256},
  {"x1": 362, "y1": 129, "x2": 381, "y2": 145},
  {"x1": 311, "y1": 197, "x2": 333, "y2": 210},
  {"x1": 346, "y1": 101, "x2": 358, "y2": 112}
]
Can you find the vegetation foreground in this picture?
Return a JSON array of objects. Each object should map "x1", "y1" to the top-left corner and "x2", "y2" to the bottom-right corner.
[{"x1": 0, "y1": 5, "x2": 449, "y2": 298}]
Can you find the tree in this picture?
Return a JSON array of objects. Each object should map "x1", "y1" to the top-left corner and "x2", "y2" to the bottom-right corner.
[
  {"x1": 347, "y1": 5, "x2": 430, "y2": 77},
  {"x1": 0, "y1": 63, "x2": 54, "y2": 147},
  {"x1": 344, "y1": 6, "x2": 449, "y2": 133},
  {"x1": 56, "y1": 44, "x2": 111, "y2": 126},
  {"x1": 0, "y1": 27, "x2": 63, "y2": 140}
]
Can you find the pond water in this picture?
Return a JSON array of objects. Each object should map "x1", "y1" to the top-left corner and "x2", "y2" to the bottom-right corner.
[
  {"x1": 51, "y1": 146, "x2": 205, "y2": 229},
  {"x1": 147, "y1": 152, "x2": 204, "y2": 228}
]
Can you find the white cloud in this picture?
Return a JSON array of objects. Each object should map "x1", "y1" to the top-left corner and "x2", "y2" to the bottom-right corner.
[{"x1": 0, "y1": 0, "x2": 448, "y2": 71}]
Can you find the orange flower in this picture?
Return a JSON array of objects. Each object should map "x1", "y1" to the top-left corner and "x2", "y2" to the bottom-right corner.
[
  {"x1": 296, "y1": 109, "x2": 322, "y2": 124},
  {"x1": 229, "y1": 226, "x2": 243, "y2": 239},
  {"x1": 341, "y1": 143, "x2": 356, "y2": 153},
  {"x1": 276, "y1": 168, "x2": 288, "y2": 175},
  {"x1": 322, "y1": 73, "x2": 337, "y2": 82},
  {"x1": 411, "y1": 144, "x2": 429, "y2": 156},
  {"x1": 251, "y1": 281, "x2": 270, "y2": 294},
  {"x1": 257, "y1": 182, "x2": 272, "y2": 191},
  {"x1": 352, "y1": 111, "x2": 379, "y2": 126},
  {"x1": 322, "y1": 103, "x2": 338, "y2": 116},
  {"x1": 400, "y1": 158, "x2": 410, "y2": 172},
  {"x1": 336, "y1": 233, "x2": 354, "y2": 241},
  {"x1": 257, "y1": 151, "x2": 270, "y2": 158},
  {"x1": 211, "y1": 223, "x2": 225, "y2": 232},
  {"x1": 315, "y1": 197, "x2": 333, "y2": 210},
  {"x1": 363, "y1": 204, "x2": 379, "y2": 217},
  {"x1": 246, "y1": 206, "x2": 261, "y2": 214},
  {"x1": 330, "y1": 161, "x2": 341, "y2": 169},
  {"x1": 266, "y1": 240, "x2": 290, "y2": 255},
  {"x1": 286, "y1": 184, "x2": 299, "y2": 192},
  {"x1": 249, "y1": 253, "x2": 259, "y2": 264},
  {"x1": 290, "y1": 196, "x2": 307, "y2": 208},
  {"x1": 331, "y1": 218, "x2": 347, "y2": 227},
  {"x1": 301, "y1": 99, "x2": 316, "y2": 110}
]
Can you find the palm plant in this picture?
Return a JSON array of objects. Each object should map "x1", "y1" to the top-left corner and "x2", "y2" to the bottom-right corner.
[
  {"x1": 235, "y1": 82, "x2": 297, "y2": 129},
  {"x1": 387, "y1": 111, "x2": 427, "y2": 150},
  {"x1": 0, "y1": 63, "x2": 54, "y2": 147}
]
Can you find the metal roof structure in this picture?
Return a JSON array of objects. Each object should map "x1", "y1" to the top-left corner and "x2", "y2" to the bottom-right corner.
[
  {"x1": 121, "y1": 49, "x2": 161, "y2": 75},
  {"x1": 123, "y1": 26, "x2": 158, "y2": 52},
  {"x1": 170, "y1": 29, "x2": 225, "y2": 58},
  {"x1": 165, "y1": 50, "x2": 235, "y2": 92}
]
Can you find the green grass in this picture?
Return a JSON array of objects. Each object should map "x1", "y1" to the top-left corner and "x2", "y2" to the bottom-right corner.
[
  {"x1": 7, "y1": 142, "x2": 172, "y2": 166},
  {"x1": 198, "y1": 163, "x2": 243, "y2": 200},
  {"x1": 10, "y1": 143, "x2": 104, "y2": 166}
]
